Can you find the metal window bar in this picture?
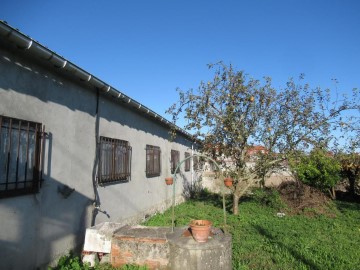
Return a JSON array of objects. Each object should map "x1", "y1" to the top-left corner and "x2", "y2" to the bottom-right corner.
[
  {"x1": 98, "y1": 136, "x2": 131, "y2": 184},
  {"x1": 146, "y1": 145, "x2": 161, "y2": 177},
  {"x1": 171, "y1": 150, "x2": 179, "y2": 174},
  {"x1": 25, "y1": 122, "x2": 30, "y2": 182},
  {"x1": 5, "y1": 117, "x2": 12, "y2": 190},
  {"x1": 185, "y1": 152, "x2": 190, "y2": 171},
  {"x1": 0, "y1": 116, "x2": 45, "y2": 198}
]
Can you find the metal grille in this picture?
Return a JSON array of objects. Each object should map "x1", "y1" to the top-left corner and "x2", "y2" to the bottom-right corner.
[
  {"x1": 0, "y1": 116, "x2": 45, "y2": 198},
  {"x1": 171, "y1": 150, "x2": 180, "y2": 174},
  {"x1": 98, "y1": 136, "x2": 131, "y2": 184},
  {"x1": 146, "y1": 145, "x2": 161, "y2": 177},
  {"x1": 185, "y1": 152, "x2": 190, "y2": 171}
]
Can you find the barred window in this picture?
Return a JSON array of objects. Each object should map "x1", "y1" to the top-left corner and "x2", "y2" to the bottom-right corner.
[
  {"x1": 0, "y1": 116, "x2": 45, "y2": 198},
  {"x1": 146, "y1": 145, "x2": 161, "y2": 177},
  {"x1": 98, "y1": 136, "x2": 131, "y2": 184},
  {"x1": 171, "y1": 150, "x2": 180, "y2": 174},
  {"x1": 185, "y1": 152, "x2": 190, "y2": 172}
]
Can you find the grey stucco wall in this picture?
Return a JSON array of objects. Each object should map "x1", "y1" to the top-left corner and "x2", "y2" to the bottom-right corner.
[{"x1": 0, "y1": 42, "x2": 193, "y2": 269}]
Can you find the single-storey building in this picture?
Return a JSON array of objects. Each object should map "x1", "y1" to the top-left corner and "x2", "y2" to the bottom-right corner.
[{"x1": 0, "y1": 21, "x2": 197, "y2": 269}]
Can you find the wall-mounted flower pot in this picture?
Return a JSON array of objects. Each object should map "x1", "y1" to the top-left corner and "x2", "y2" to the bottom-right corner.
[
  {"x1": 189, "y1": 220, "x2": 212, "y2": 243},
  {"x1": 165, "y1": 177, "x2": 173, "y2": 185},
  {"x1": 224, "y1": 177, "x2": 233, "y2": 187}
]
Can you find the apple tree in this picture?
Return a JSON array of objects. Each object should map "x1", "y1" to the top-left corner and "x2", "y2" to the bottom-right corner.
[{"x1": 167, "y1": 62, "x2": 359, "y2": 215}]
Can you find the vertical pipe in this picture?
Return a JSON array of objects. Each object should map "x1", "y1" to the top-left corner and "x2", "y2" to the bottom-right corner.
[{"x1": 91, "y1": 89, "x2": 101, "y2": 226}]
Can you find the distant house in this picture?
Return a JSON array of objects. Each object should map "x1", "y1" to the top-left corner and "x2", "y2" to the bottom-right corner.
[
  {"x1": 0, "y1": 21, "x2": 197, "y2": 269},
  {"x1": 246, "y1": 145, "x2": 268, "y2": 160}
]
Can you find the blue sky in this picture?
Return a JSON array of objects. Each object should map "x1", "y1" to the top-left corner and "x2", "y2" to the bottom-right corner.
[{"x1": 2, "y1": 0, "x2": 360, "y2": 125}]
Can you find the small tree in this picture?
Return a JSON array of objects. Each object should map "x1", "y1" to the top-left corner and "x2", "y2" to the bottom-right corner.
[
  {"x1": 289, "y1": 149, "x2": 341, "y2": 199},
  {"x1": 167, "y1": 62, "x2": 359, "y2": 215}
]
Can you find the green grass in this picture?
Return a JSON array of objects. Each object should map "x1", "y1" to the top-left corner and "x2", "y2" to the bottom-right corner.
[
  {"x1": 50, "y1": 252, "x2": 148, "y2": 270},
  {"x1": 144, "y1": 188, "x2": 360, "y2": 270}
]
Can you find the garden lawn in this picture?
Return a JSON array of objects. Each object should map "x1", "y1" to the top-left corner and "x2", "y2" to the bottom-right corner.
[{"x1": 143, "y1": 190, "x2": 360, "y2": 270}]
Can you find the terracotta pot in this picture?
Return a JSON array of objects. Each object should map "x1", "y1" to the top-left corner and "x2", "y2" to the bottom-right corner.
[
  {"x1": 165, "y1": 177, "x2": 173, "y2": 185},
  {"x1": 190, "y1": 220, "x2": 212, "y2": 243},
  {"x1": 224, "y1": 177, "x2": 233, "y2": 187}
]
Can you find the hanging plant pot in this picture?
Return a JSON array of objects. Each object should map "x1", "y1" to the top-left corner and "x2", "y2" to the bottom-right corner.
[
  {"x1": 224, "y1": 177, "x2": 233, "y2": 187},
  {"x1": 189, "y1": 220, "x2": 212, "y2": 243},
  {"x1": 165, "y1": 177, "x2": 173, "y2": 185}
]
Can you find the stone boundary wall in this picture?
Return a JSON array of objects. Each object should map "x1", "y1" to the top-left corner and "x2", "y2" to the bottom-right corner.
[{"x1": 201, "y1": 168, "x2": 295, "y2": 194}]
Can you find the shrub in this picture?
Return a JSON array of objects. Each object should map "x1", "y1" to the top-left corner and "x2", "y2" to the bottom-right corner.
[
  {"x1": 250, "y1": 187, "x2": 286, "y2": 211},
  {"x1": 290, "y1": 149, "x2": 341, "y2": 198}
]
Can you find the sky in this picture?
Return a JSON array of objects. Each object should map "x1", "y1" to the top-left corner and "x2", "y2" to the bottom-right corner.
[{"x1": 2, "y1": 0, "x2": 360, "y2": 126}]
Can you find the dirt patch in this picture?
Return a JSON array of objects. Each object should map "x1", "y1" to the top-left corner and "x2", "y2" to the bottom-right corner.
[{"x1": 277, "y1": 181, "x2": 335, "y2": 217}]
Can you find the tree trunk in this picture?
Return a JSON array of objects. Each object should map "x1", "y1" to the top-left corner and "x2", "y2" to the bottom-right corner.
[
  {"x1": 260, "y1": 175, "x2": 265, "y2": 189},
  {"x1": 233, "y1": 194, "x2": 240, "y2": 215},
  {"x1": 329, "y1": 187, "x2": 336, "y2": 200},
  {"x1": 349, "y1": 175, "x2": 356, "y2": 196}
]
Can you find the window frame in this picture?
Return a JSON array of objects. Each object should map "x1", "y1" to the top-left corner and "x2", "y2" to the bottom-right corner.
[
  {"x1": 0, "y1": 115, "x2": 45, "y2": 199},
  {"x1": 146, "y1": 145, "x2": 161, "y2": 177},
  {"x1": 171, "y1": 149, "x2": 180, "y2": 174},
  {"x1": 97, "y1": 136, "x2": 132, "y2": 185},
  {"x1": 184, "y1": 152, "x2": 190, "y2": 172}
]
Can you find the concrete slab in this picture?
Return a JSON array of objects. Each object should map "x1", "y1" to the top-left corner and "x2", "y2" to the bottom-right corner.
[{"x1": 83, "y1": 222, "x2": 124, "y2": 253}]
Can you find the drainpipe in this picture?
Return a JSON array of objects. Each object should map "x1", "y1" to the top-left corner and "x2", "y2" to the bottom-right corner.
[{"x1": 91, "y1": 89, "x2": 101, "y2": 226}]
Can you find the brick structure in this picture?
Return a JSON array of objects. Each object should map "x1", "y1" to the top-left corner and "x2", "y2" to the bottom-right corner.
[
  {"x1": 110, "y1": 225, "x2": 232, "y2": 270},
  {"x1": 111, "y1": 226, "x2": 171, "y2": 269}
]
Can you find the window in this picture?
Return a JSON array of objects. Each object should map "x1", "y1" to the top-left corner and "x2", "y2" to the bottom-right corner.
[
  {"x1": 171, "y1": 150, "x2": 180, "y2": 174},
  {"x1": 98, "y1": 136, "x2": 131, "y2": 184},
  {"x1": 146, "y1": 145, "x2": 161, "y2": 177},
  {"x1": 0, "y1": 116, "x2": 45, "y2": 198},
  {"x1": 185, "y1": 152, "x2": 190, "y2": 172}
]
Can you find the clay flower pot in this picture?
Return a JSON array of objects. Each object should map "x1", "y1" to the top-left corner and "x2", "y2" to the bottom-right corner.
[
  {"x1": 224, "y1": 177, "x2": 233, "y2": 187},
  {"x1": 165, "y1": 177, "x2": 173, "y2": 185},
  {"x1": 189, "y1": 220, "x2": 212, "y2": 243}
]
